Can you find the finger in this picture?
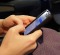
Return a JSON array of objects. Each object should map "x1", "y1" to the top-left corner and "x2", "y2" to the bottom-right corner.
[
  {"x1": 23, "y1": 43, "x2": 37, "y2": 55},
  {"x1": 16, "y1": 15, "x2": 36, "y2": 22},
  {"x1": 3, "y1": 15, "x2": 23, "y2": 28},
  {"x1": 16, "y1": 15, "x2": 36, "y2": 27},
  {"x1": 28, "y1": 30, "x2": 42, "y2": 41},
  {"x1": 26, "y1": 16, "x2": 36, "y2": 22},
  {"x1": 9, "y1": 24, "x2": 25, "y2": 34},
  {"x1": 10, "y1": 15, "x2": 23, "y2": 25}
]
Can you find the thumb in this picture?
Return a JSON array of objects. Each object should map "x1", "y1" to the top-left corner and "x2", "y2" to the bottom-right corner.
[{"x1": 28, "y1": 30, "x2": 42, "y2": 41}]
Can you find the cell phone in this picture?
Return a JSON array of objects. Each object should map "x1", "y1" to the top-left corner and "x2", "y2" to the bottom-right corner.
[{"x1": 24, "y1": 9, "x2": 52, "y2": 35}]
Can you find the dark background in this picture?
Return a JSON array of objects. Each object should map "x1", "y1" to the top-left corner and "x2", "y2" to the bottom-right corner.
[{"x1": 0, "y1": 0, "x2": 60, "y2": 31}]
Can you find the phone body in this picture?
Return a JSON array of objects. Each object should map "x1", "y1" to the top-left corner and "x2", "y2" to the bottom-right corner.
[{"x1": 24, "y1": 9, "x2": 52, "y2": 35}]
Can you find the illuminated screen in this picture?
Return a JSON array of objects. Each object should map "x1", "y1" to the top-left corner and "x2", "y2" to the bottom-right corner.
[{"x1": 24, "y1": 10, "x2": 51, "y2": 35}]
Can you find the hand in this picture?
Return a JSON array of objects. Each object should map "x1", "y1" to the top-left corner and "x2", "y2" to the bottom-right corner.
[
  {"x1": 0, "y1": 23, "x2": 42, "y2": 55},
  {"x1": 2, "y1": 15, "x2": 35, "y2": 33}
]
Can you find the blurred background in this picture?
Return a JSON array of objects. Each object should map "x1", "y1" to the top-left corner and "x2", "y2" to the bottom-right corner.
[{"x1": 0, "y1": 0, "x2": 60, "y2": 32}]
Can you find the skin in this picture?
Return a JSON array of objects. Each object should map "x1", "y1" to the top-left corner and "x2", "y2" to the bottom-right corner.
[
  {"x1": 0, "y1": 15, "x2": 42, "y2": 55},
  {"x1": 0, "y1": 15, "x2": 36, "y2": 34}
]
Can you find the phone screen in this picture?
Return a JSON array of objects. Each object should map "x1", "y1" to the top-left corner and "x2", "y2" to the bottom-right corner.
[{"x1": 24, "y1": 10, "x2": 51, "y2": 35}]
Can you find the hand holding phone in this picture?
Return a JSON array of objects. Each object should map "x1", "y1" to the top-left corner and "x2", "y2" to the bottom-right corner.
[{"x1": 24, "y1": 9, "x2": 52, "y2": 35}]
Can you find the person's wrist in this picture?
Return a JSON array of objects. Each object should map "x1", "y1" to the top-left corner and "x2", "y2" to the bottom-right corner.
[
  {"x1": 1, "y1": 19, "x2": 5, "y2": 29},
  {"x1": 0, "y1": 19, "x2": 3, "y2": 27},
  {"x1": 0, "y1": 19, "x2": 5, "y2": 34},
  {"x1": 1, "y1": 19, "x2": 7, "y2": 34}
]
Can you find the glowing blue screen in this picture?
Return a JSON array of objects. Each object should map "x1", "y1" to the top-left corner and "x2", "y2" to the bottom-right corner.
[{"x1": 24, "y1": 10, "x2": 50, "y2": 35}]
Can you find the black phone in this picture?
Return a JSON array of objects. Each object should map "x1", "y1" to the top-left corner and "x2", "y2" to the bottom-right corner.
[{"x1": 24, "y1": 9, "x2": 52, "y2": 35}]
